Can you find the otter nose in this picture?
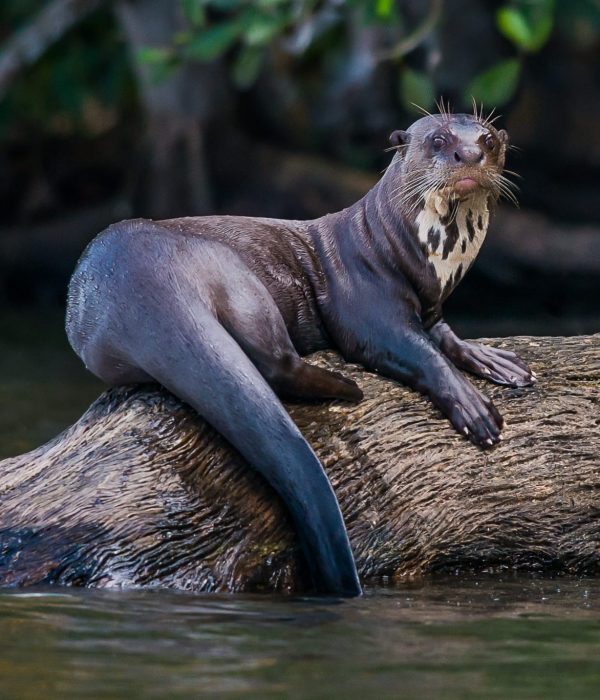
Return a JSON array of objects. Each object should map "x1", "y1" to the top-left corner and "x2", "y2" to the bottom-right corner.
[{"x1": 454, "y1": 145, "x2": 484, "y2": 165}]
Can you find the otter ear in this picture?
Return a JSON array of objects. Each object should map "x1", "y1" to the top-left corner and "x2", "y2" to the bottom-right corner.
[
  {"x1": 497, "y1": 129, "x2": 509, "y2": 145},
  {"x1": 389, "y1": 130, "x2": 410, "y2": 148}
]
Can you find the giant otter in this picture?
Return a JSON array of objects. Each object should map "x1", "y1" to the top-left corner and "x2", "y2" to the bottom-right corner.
[{"x1": 66, "y1": 110, "x2": 535, "y2": 597}]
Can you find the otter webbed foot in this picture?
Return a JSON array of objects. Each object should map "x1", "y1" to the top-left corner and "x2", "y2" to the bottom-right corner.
[
  {"x1": 351, "y1": 323, "x2": 504, "y2": 448},
  {"x1": 432, "y1": 373, "x2": 505, "y2": 447},
  {"x1": 429, "y1": 319, "x2": 536, "y2": 388},
  {"x1": 449, "y1": 341, "x2": 536, "y2": 387}
]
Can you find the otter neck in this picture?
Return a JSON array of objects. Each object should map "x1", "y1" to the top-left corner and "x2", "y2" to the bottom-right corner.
[
  {"x1": 302, "y1": 164, "x2": 493, "y2": 321},
  {"x1": 412, "y1": 190, "x2": 491, "y2": 293}
]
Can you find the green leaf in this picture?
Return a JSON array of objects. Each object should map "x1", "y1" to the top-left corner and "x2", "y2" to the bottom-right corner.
[
  {"x1": 135, "y1": 48, "x2": 178, "y2": 83},
  {"x1": 180, "y1": 0, "x2": 206, "y2": 27},
  {"x1": 376, "y1": 0, "x2": 394, "y2": 19},
  {"x1": 182, "y1": 21, "x2": 241, "y2": 61},
  {"x1": 232, "y1": 46, "x2": 264, "y2": 89},
  {"x1": 244, "y1": 20, "x2": 280, "y2": 46},
  {"x1": 243, "y1": 13, "x2": 287, "y2": 47},
  {"x1": 135, "y1": 47, "x2": 174, "y2": 65},
  {"x1": 464, "y1": 58, "x2": 521, "y2": 107},
  {"x1": 400, "y1": 68, "x2": 435, "y2": 112},
  {"x1": 526, "y1": 13, "x2": 553, "y2": 51},
  {"x1": 497, "y1": 7, "x2": 532, "y2": 47},
  {"x1": 496, "y1": 4, "x2": 554, "y2": 52}
]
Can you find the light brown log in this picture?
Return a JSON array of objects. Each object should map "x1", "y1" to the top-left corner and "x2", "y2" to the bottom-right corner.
[{"x1": 0, "y1": 334, "x2": 598, "y2": 593}]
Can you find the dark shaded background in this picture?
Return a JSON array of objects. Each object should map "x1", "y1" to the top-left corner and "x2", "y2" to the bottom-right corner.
[{"x1": 0, "y1": 0, "x2": 599, "y2": 338}]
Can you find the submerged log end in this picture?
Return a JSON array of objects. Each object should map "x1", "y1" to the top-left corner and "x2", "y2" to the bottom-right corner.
[{"x1": 0, "y1": 334, "x2": 599, "y2": 593}]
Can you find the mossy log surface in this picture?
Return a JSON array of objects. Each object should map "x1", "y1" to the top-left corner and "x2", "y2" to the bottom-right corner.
[{"x1": 0, "y1": 334, "x2": 598, "y2": 593}]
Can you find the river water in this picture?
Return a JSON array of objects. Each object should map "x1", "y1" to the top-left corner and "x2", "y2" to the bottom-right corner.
[
  {"x1": 1, "y1": 579, "x2": 600, "y2": 699},
  {"x1": 1, "y1": 311, "x2": 599, "y2": 699}
]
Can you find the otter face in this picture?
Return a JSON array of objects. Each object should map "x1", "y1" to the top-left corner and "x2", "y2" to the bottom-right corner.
[{"x1": 389, "y1": 113, "x2": 514, "y2": 211}]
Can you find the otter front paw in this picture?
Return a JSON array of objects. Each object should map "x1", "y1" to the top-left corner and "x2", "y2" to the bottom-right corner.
[
  {"x1": 452, "y1": 341, "x2": 536, "y2": 388},
  {"x1": 433, "y1": 378, "x2": 504, "y2": 448}
]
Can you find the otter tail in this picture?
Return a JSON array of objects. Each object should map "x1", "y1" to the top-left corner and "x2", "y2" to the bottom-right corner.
[{"x1": 115, "y1": 294, "x2": 361, "y2": 596}]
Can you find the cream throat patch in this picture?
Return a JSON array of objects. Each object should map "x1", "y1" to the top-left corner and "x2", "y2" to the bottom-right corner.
[{"x1": 415, "y1": 191, "x2": 490, "y2": 293}]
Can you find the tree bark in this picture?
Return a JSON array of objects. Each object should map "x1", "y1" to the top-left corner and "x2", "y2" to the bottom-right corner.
[
  {"x1": 0, "y1": 334, "x2": 598, "y2": 593},
  {"x1": 114, "y1": 0, "x2": 231, "y2": 218}
]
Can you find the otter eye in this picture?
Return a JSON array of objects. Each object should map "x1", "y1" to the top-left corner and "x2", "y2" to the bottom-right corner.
[
  {"x1": 484, "y1": 134, "x2": 496, "y2": 150},
  {"x1": 432, "y1": 135, "x2": 446, "y2": 151}
]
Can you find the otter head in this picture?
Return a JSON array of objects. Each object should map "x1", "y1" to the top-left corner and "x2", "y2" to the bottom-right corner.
[{"x1": 388, "y1": 112, "x2": 514, "y2": 215}]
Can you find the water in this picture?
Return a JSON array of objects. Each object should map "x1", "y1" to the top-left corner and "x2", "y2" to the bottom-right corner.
[
  {"x1": 1, "y1": 310, "x2": 600, "y2": 698},
  {"x1": 0, "y1": 309, "x2": 101, "y2": 458},
  {"x1": 0, "y1": 579, "x2": 600, "y2": 699}
]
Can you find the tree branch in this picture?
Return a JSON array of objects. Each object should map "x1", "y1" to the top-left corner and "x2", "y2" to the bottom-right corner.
[
  {"x1": 377, "y1": 0, "x2": 443, "y2": 62},
  {"x1": 0, "y1": 0, "x2": 105, "y2": 100}
]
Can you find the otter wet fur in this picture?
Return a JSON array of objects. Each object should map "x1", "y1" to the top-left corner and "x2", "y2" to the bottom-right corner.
[{"x1": 66, "y1": 108, "x2": 535, "y2": 597}]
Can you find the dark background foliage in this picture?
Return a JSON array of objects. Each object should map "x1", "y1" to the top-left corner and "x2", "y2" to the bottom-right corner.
[{"x1": 0, "y1": 0, "x2": 598, "y2": 335}]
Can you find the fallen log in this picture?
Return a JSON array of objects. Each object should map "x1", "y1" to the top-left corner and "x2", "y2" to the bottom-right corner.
[{"x1": 0, "y1": 334, "x2": 598, "y2": 593}]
